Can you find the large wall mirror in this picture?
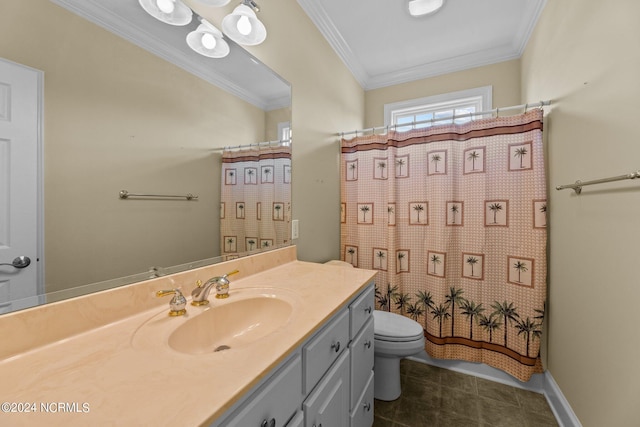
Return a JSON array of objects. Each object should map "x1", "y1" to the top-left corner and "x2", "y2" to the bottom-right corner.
[{"x1": 0, "y1": 0, "x2": 291, "y2": 314}]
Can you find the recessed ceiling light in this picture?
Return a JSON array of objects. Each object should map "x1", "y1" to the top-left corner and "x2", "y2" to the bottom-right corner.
[{"x1": 408, "y1": 0, "x2": 444, "y2": 17}]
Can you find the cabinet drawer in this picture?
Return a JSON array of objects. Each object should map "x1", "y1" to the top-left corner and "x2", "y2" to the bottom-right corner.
[
  {"x1": 304, "y1": 349, "x2": 350, "y2": 427},
  {"x1": 349, "y1": 285, "x2": 374, "y2": 339},
  {"x1": 350, "y1": 371, "x2": 374, "y2": 427},
  {"x1": 349, "y1": 317, "x2": 374, "y2": 409},
  {"x1": 303, "y1": 309, "x2": 349, "y2": 394},
  {"x1": 220, "y1": 355, "x2": 302, "y2": 427}
]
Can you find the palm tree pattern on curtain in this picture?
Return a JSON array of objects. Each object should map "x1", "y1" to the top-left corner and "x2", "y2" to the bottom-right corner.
[
  {"x1": 220, "y1": 145, "x2": 291, "y2": 259},
  {"x1": 342, "y1": 109, "x2": 547, "y2": 382}
]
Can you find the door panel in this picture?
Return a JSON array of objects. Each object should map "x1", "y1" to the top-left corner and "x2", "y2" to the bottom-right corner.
[{"x1": 0, "y1": 58, "x2": 42, "y2": 313}]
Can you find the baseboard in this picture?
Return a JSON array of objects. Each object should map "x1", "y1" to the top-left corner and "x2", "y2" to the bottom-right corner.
[
  {"x1": 407, "y1": 353, "x2": 582, "y2": 427},
  {"x1": 543, "y1": 371, "x2": 582, "y2": 427}
]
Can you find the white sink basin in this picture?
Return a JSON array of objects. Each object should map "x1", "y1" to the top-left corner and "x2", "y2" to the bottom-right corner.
[
  {"x1": 132, "y1": 287, "x2": 299, "y2": 355},
  {"x1": 169, "y1": 296, "x2": 293, "y2": 354}
]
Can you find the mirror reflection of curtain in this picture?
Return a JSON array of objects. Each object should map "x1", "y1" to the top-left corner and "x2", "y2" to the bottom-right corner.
[{"x1": 220, "y1": 145, "x2": 292, "y2": 258}]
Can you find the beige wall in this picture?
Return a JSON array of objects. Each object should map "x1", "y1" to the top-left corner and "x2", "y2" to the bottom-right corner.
[
  {"x1": 241, "y1": 0, "x2": 365, "y2": 262},
  {"x1": 522, "y1": 0, "x2": 640, "y2": 425},
  {"x1": 1, "y1": 0, "x2": 266, "y2": 291},
  {"x1": 364, "y1": 59, "x2": 521, "y2": 128}
]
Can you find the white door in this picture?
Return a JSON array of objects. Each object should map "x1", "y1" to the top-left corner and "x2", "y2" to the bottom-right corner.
[{"x1": 0, "y1": 58, "x2": 42, "y2": 313}]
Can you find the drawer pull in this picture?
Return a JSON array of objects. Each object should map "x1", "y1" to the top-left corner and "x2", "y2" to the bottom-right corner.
[
  {"x1": 331, "y1": 341, "x2": 341, "y2": 352},
  {"x1": 364, "y1": 340, "x2": 372, "y2": 349},
  {"x1": 363, "y1": 402, "x2": 371, "y2": 412},
  {"x1": 364, "y1": 306, "x2": 372, "y2": 314},
  {"x1": 260, "y1": 418, "x2": 276, "y2": 427}
]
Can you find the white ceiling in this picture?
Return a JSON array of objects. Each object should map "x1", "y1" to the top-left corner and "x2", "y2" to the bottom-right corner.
[{"x1": 297, "y1": 0, "x2": 547, "y2": 90}]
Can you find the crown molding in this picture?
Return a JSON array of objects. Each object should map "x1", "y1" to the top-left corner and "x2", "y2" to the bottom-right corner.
[
  {"x1": 296, "y1": 0, "x2": 370, "y2": 88},
  {"x1": 297, "y1": 0, "x2": 546, "y2": 91},
  {"x1": 514, "y1": 0, "x2": 548, "y2": 56}
]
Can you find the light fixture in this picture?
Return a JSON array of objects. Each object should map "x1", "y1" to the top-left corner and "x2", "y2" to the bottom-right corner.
[
  {"x1": 139, "y1": 0, "x2": 193, "y2": 25},
  {"x1": 408, "y1": 0, "x2": 444, "y2": 17},
  {"x1": 186, "y1": 18, "x2": 230, "y2": 58},
  {"x1": 193, "y1": 0, "x2": 231, "y2": 5},
  {"x1": 221, "y1": 1, "x2": 267, "y2": 46}
]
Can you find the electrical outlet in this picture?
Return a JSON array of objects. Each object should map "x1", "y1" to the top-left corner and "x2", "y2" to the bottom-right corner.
[{"x1": 291, "y1": 219, "x2": 299, "y2": 239}]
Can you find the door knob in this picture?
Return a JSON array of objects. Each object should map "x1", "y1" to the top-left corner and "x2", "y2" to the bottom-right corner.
[{"x1": 0, "y1": 256, "x2": 31, "y2": 269}]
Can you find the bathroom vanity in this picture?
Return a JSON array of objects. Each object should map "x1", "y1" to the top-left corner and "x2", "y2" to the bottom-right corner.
[
  {"x1": 214, "y1": 281, "x2": 375, "y2": 427},
  {"x1": 0, "y1": 246, "x2": 377, "y2": 427}
]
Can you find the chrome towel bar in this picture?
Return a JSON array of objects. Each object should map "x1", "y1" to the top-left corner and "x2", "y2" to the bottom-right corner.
[
  {"x1": 555, "y1": 170, "x2": 640, "y2": 194},
  {"x1": 119, "y1": 190, "x2": 198, "y2": 200}
]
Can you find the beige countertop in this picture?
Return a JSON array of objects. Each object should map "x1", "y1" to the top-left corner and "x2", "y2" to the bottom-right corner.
[{"x1": 0, "y1": 247, "x2": 377, "y2": 426}]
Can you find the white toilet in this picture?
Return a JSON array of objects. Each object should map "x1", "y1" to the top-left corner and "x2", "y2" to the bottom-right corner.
[
  {"x1": 323, "y1": 261, "x2": 425, "y2": 401},
  {"x1": 373, "y1": 310, "x2": 425, "y2": 401}
]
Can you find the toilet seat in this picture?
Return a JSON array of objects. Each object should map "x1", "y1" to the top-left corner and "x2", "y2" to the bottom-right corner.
[{"x1": 373, "y1": 310, "x2": 424, "y2": 342}]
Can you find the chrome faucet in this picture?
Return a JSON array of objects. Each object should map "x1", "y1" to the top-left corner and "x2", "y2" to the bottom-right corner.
[
  {"x1": 191, "y1": 270, "x2": 239, "y2": 306},
  {"x1": 156, "y1": 289, "x2": 187, "y2": 316}
]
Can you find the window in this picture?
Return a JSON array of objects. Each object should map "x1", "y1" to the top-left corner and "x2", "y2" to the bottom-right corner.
[
  {"x1": 278, "y1": 121, "x2": 291, "y2": 145},
  {"x1": 384, "y1": 86, "x2": 492, "y2": 132}
]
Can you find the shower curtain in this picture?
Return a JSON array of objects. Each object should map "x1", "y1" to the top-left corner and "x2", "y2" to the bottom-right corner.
[
  {"x1": 340, "y1": 109, "x2": 547, "y2": 381},
  {"x1": 220, "y1": 144, "x2": 291, "y2": 258}
]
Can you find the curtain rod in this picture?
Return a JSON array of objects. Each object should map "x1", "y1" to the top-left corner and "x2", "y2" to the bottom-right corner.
[
  {"x1": 212, "y1": 138, "x2": 291, "y2": 152},
  {"x1": 338, "y1": 100, "x2": 551, "y2": 138}
]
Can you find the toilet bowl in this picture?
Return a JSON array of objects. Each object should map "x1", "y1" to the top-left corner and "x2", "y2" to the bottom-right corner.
[{"x1": 373, "y1": 310, "x2": 425, "y2": 401}]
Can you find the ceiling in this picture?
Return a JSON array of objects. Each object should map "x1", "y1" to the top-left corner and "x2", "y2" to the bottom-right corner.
[{"x1": 297, "y1": 0, "x2": 547, "y2": 90}]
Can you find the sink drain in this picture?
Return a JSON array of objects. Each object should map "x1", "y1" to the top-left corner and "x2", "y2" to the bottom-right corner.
[{"x1": 214, "y1": 345, "x2": 231, "y2": 352}]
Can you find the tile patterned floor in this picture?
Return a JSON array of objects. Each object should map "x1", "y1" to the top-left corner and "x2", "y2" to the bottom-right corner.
[{"x1": 373, "y1": 359, "x2": 559, "y2": 427}]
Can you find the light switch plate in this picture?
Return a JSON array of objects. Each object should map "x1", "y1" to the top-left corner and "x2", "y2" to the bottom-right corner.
[{"x1": 291, "y1": 219, "x2": 299, "y2": 239}]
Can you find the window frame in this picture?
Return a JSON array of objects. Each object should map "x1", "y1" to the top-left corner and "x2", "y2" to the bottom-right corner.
[{"x1": 384, "y1": 86, "x2": 493, "y2": 130}]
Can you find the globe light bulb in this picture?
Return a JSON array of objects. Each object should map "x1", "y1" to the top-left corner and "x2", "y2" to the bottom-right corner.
[
  {"x1": 156, "y1": 0, "x2": 175, "y2": 14},
  {"x1": 201, "y1": 32, "x2": 217, "y2": 50},
  {"x1": 236, "y1": 15, "x2": 252, "y2": 36}
]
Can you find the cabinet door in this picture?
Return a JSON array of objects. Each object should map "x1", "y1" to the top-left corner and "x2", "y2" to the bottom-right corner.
[
  {"x1": 350, "y1": 317, "x2": 374, "y2": 409},
  {"x1": 304, "y1": 349, "x2": 350, "y2": 427},
  {"x1": 286, "y1": 411, "x2": 304, "y2": 427},
  {"x1": 220, "y1": 355, "x2": 302, "y2": 427},
  {"x1": 350, "y1": 372, "x2": 374, "y2": 427},
  {"x1": 303, "y1": 309, "x2": 349, "y2": 394}
]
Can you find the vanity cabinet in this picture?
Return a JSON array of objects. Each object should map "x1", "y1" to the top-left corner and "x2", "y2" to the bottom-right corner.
[
  {"x1": 218, "y1": 354, "x2": 302, "y2": 427},
  {"x1": 348, "y1": 287, "x2": 375, "y2": 427},
  {"x1": 212, "y1": 282, "x2": 374, "y2": 427},
  {"x1": 303, "y1": 349, "x2": 350, "y2": 427}
]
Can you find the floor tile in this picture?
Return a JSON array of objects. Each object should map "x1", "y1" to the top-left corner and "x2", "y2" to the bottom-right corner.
[
  {"x1": 374, "y1": 360, "x2": 560, "y2": 427},
  {"x1": 476, "y1": 377, "x2": 520, "y2": 407}
]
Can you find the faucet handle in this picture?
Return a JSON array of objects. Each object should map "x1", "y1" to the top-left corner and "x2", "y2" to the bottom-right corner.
[
  {"x1": 156, "y1": 289, "x2": 187, "y2": 316},
  {"x1": 215, "y1": 270, "x2": 239, "y2": 299}
]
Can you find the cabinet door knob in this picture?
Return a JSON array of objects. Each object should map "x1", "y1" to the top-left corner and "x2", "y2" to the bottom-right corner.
[
  {"x1": 261, "y1": 419, "x2": 275, "y2": 427},
  {"x1": 363, "y1": 402, "x2": 371, "y2": 412},
  {"x1": 364, "y1": 306, "x2": 372, "y2": 314},
  {"x1": 331, "y1": 341, "x2": 341, "y2": 352},
  {"x1": 364, "y1": 340, "x2": 372, "y2": 349}
]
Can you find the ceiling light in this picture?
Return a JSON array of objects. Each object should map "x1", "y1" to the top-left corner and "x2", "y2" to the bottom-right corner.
[
  {"x1": 139, "y1": 0, "x2": 193, "y2": 25},
  {"x1": 192, "y1": 0, "x2": 232, "y2": 5},
  {"x1": 221, "y1": 2, "x2": 267, "y2": 46},
  {"x1": 408, "y1": 0, "x2": 444, "y2": 17},
  {"x1": 186, "y1": 18, "x2": 230, "y2": 58}
]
